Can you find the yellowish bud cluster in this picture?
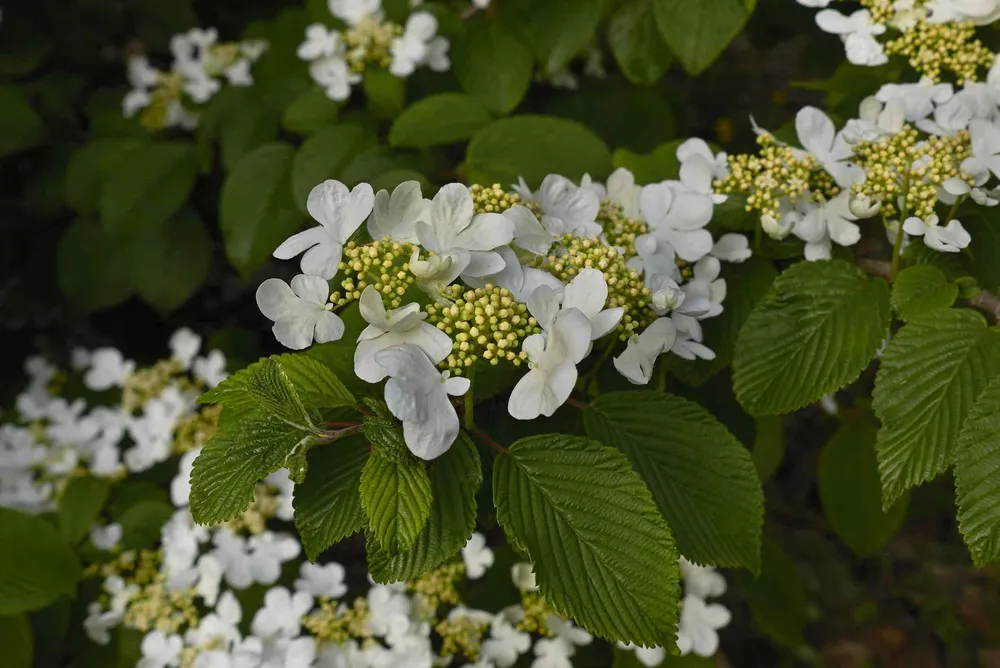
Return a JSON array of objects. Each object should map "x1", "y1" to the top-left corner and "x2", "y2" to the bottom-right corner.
[
  {"x1": 851, "y1": 125, "x2": 971, "y2": 219},
  {"x1": 598, "y1": 200, "x2": 648, "y2": 257},
  {"x1": 330, "y1": 239, "x2": 416, "y2": 309},
  {"x1": 408, "y1": 562, "x2": 465, "y2": 612},
  {"x1": 121, "y1": 360, "x2": 184, "y2": 412},
  {"x1": 223, "y1": 481, "x2": 280, "y2": 535},
  {"x1": 303, "y1": 596, "x2": 371, "y2": 644},
  {"x1": 516, "y1": 593, "x2": 555, "y2": 636},
  {"x1": 470, "y1": 183, "x2": 521, "y2": 214},
  {"x1": 859, "y1": 0, "x2": 897, "y2": 25},
  {"x1": 425, "y1": 285, "x2": 538, "y2": 374},
  {"x1": 885, "y1": 19, "x2": 994, "y2": 84},
  {"x1": 344, "y1": 16, "x2": 402, "y2": 73},
  {"x1": 436, "y1": 616, "x2": 488, "y2": 662},
  {"x1": 173, "y1": 404, "x2": 222, "y2": 455},
  {"x1": 138, "y1": 72, "x2": 185, "y2": 131}
]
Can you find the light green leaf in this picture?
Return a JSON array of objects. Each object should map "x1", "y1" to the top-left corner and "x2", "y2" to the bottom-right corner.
[
  {"x1": 278, "y1": 353, "x2": 356, "y2": 409},
  {"x1": 653, "y1": 0, "x2": 753, "y2": 75},
  {"x1": 99, "y1": 142, "x2": 199, "y2": 236},
  {"x1": 57, "y1": 476, "x2": 111, "y2": 544},
  {"x1": 819, "y1": 418, "x2": 908, "y2": 556},
  {"x1": 291, "y1": 124, "x2": 375, "y2": 214},
  {"x1": 874, "y1": 309, "x2": 1000, "y2": 508},
  {"x1": 0, "y1": 86, "x2": 44, "y2": 157},
  {"x1": 891, "y1": 265, "x2": 958, "y2": 321},
  {"x1": 453, "y1": 19, "x2": 533, "y2": 115},
  {"x1": 200, "y1": 355, "x2": 316, "y2": 429},
  {"x1": 522, "y1": 0, "x2": 602, "y2": 75},
  {"x1": 955, "y1": 378, "x2": 1000, "y2": 566},
  {"x1": 360, "y1": 451, "x2": 433, "y2": 555},
  {"x1": 466, "y1": 115, "x2": 612, "y2": 188},
  {"x1": 607, "y1": 0, "x2": 674, "y2": 85},
  {"x1": 282, "y1": 87, "x2": 341, "y2": 135},
  {"x1": 736, "y1": 538, "x2": 807, "y2": 648},
  {"x1": 733, "y1": 260, "x2": 891, "y2": 416},
  {"x1": 220, "y1": 142, "x2": 303, "y2": 278},
  {"x1": 117, "y1": 500, "x2": 174, "y2": 550},
  {"x1": 363, "y1": 418, "x2": 411, "y2": 461},
  {"x1": 0, "y1": 614, "x2": 33, "y2": 668},
  {"x1": 294, "y1": 435, "x2": 370, "y2": 561},
  {"x1": 0, "y1": 508, "x2": 81, "y2": 615},
  {"x1": 493, "y1": 434, "x2": 680, "y2": 646},
  {"x1": 368, "y1": 433, "x2": 481, "y2": 582},
  {"x1": 389, "y1": 93, "x2": 492, "y2": 149},
  {"x1": 585, "y1": 392, "x2": 763, "y2": 571},
  {"x1": 612, "y1": 141, "x2": 682, "y2": 185},
  {"x1": 752, "y1": 417, "x2": 785, "y2": 482},
  {"x1": 131, "y1": 212, "x2": 211, "y2": 313}
]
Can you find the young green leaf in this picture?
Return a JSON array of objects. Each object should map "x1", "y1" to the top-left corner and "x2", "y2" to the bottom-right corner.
[
  {"x1": 891, "y1": 265, "x2": 958, "y2": 321},
  {"x1": 952, "y1": 379, "x2": 1000, "y2": 566},
  {"x1": 733, "y1": 260, "x2": 891, "y2": 416},
  {"x1": 653, "y1": 0, "x2": 754, "y2": 75},
  {"x1": 291, "y1": 123, "x2": 375, "y2": 213},
  {"x1": 360, "y1": 451, "x2": 433, "y2": 555},
  {"x1": 818, "y1": 418, "x2": 908, "y2": 556},
  {"x1": 368, "y1": 433, "x2": 481, "y2": 582},
  {"x1": 874, "y1": 309, "x2": 1000, "y2": 508},
  {"x1": 607, "y1": 0, "x2": 674, "y2": 86},
  {"x1": 389, "y1": 93, "x2": 492, "y2": 149},
  {"x1": 278, "y1": 353, "x2": 356, "y2": 410},
  {"x1": 57, "y1": 475, "x2": 111, "y2": 544},
  {"x1": 493, "y1": 434, "x2": 680, "y2": 646},
  {"x1": 0, "y1": 613, "x2": 33, "y2": 668},
  {"x1": 453, "y1": 19, "x2": 533, "y2": 115},
  {"x1": 294, "y1": 435, "x2": 370, "y2": 561},
  {"x1": 0, "y1": 508, "x2": 81, "y2": 615},
  {"x1": 735, "y1": 538, "x2": 807, "y2": 648},
  {"x1": 584, "y1": 392, "x2": 764, "y2": 571}
]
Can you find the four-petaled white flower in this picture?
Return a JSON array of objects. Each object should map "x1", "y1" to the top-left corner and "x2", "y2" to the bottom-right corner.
[
  {"x1": 375, "y1": 344, "x2": 470, "y2": 460},
  {"x1": 251, "y1": 587, "x2": 314, "y2": 639},
  {"x1": 169, "y1": 328, "x2": 202, "y2": 370},
  {"x1": 962, "y1": 118, "x2": 1000, "y2": 183},
  {"x1": 518, "y1": 174, "x2": 603, "y2": 238},
  {"x1": 274, "y1": 180, "x2": 374, "y2": 279},
  {"x1": 298, "y1": 24, "x2": 341, "y2": 61},
  {"x1": 138, "y1": 630, "x2": 183, "y2": 668},
  {"x1": 257, "y1": 275, "x2": 345, "y2": 350},
  {"x1": 294, "y1": 561, "x2": 348, "y2": 599},
  {"x1": 390, "y1": 13, "x2": 449, "y2": 77},
  {"x1": 903, "y1": 214, "x2": 972, "y2": 252},
  {"x1": 481, "y1": 616, "x2": 532, "y2": 668},
  {"x1": 613, "y1": 317, "x2": 678, "y2": 386},
  {"x1": 616, "y1": 642, "x2": 666, "y2": 667},
  {"x1": 815, "y1": 9, "x2": 887, "y2": 66},
  {"x1": 90, "y1": 523, "x2": 123, "y2": 551},
  {"x1": 676, "y1": 595, "x2": 732, "y2": 657},
  {"x1": 679, "y1": 558, "x2": 727, "y2": 599},
  {"x1": 795, "y1": 107, "x2": 864, "y2": 187},
  {"x1": 369, "y1": 180, "x2": 430, "y2": 243},
  {"x1": 366, "y1": 584, "x2": 413, "y2": 641},
  {"x1": 528, "y1": 268, "x2": 623, "y2": 341},
  {"x1": 791, "y1": 191, "x2": 861, "y2": 261},
  {"x1": 329, "y1": 0, "x2": 382, "y2": 26},
  {"x1": 532, "y1": 615, "x2": 592, "y2": 668},
  {"x1": 639, "y1": 181, "x2": 714, "y2": 263},
  {"x1": 84, "y1": 348, "x2": 135, "y2": 391},
  {"x1": 462, "y1": 532, "x2": 495, "y2": 580}
]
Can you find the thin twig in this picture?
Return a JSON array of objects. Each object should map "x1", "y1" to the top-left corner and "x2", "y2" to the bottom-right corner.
[
  {"x1": 315, "y1": 423, "x2": 364, "y2": 442},
  {"x1": 472, "y1": 428, "x2": 507, "y2": 454}
]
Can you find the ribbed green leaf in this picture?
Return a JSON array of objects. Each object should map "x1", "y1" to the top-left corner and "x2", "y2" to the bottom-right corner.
[
  {"x1": 954, "y1": 379, "x2": 1000, "y2": 566},
  {"x1": 891, "y1": 265, "x2": 957, "y2": 322},
  {"x1": 294, "y1": 435, "x2": 370, "y2": 561},
  {"x1": 57, "y1": 476, "x2": 110, "y2": 544},
  {"x1": 493, "y1": 434, "x2": 680, "y2": 646},
  {"x1": 389, "y1": 93, "x2": 491, "y2": 148},
  {"x1": 585, "y1": 392, "x2": 763, "y2": 571},
  {"x1": 653, "y1": 0, "x2": 753, "y2": 75},
  {"x1": 279, "y1": 353, "x2": 356, "y2": 409},
  {"x1": 368, "y1": 433, "x2": 481, "y2": 582},
  {"x1": 874, "y1": 309, "x2": 1000, "y2": 508},
  {"x1": 607, "y1": 0, "x2": 673, "y2": 85},
  {"x1": 0, "y1": 509, "x2": 80, "y2": 615},
  {"x1": 733, "y1": 259, "x2": 891, "y2": 416},
  {"x1": 360, "y1": 451, "x2": 433, "y2": 555}
]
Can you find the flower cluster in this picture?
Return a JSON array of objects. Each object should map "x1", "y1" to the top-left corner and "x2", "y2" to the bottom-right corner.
[
  {"x1": 123, "y1": 29, "x2": 266, "y2": 131},
  {"x1": 298, "y1": 0, "x2": 448, "y2": 102},
  {"x1": 257, "y1": 142, "x2": 751, "y2": 461}
]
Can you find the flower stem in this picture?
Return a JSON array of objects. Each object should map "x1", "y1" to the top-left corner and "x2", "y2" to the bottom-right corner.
[{"x1": 463, "y1": 367, "x2": 477, "y2": 431}]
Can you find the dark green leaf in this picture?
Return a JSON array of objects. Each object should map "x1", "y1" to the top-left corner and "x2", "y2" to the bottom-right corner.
[
  {"x1": 131, "y1": 212, "x2": 211, "y2": 312},
  {"x1": 453, "y1": 19, "x2": 533, "y2": 115},
  {"x1": 752, "y1": 417, "x2": 785, "y2": 482},
  {"x1": 0, "y1": 614, "x2": 33, "y2": 668},
  {"x1": 291, "y1": 124, "x2": 375, "y2": 214},
  {"x1": 360, "y1": 451, "x2": 433, "y2": 554},
  {"x1": 0, "y1": 86, "x2": 44, "y2": 157},
  {"x1": 390, "y1": 93, "x2": 492, "y2": 148},
  {"x1": 736, "y1": 538, "x2": 807, "y2": 647},
  {"x1": 612, "y1": 141, "x2": 682, "y2": 184},
  {"x1": 57, "y1": 476, "x2": 111, "y2": 545},
  {"x1": 282, "y1": 87, "x2": 341, "y2": 135},
  {"x1": 522, "y1": 0, "x2": 602, "y2": 75},
  {"x1": 0, "y1": 508, "x2": 81, "y2": 615},
  {"x1": 64, "y1": 139, "x2": 145, "y2": 214},
  {"x1": 891, "y1": 265, "x2": 958, "y2": 321},
  {"x1": 57, "y1": 219, "x2": 134, "y2": 311},
  {"x1": 117, "y1": 500, "x2": 174, "y2": 550},
  {"x1": 954, "y1": 378, "x2": 1000, "y2": 566},
  {"x1": 653, "y1": 0, "x2": 753, "y2": 75},
  {"x1": 608, "y1": 0, "x2": 674, "y2": 85},
  {"x1": 364, "y1": 70, "x2": 406, "y2": 119}
]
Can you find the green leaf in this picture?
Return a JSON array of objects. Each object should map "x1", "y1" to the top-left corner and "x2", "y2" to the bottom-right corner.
[
  {"x1": 653, "y1": 0, "x2": 753, "y2": 75},
  {"x1": 891, "y1": 265, "x2": 958, "y2": 321},
  {"x1": 291, "y1": 124, "x2": 375, "y2": 214},
  {"x1": 819, "y1": 418, "x2": 908, "y2": 556},
  {"x1": 363, "y1": 69, "x2": 406, "y2": 119},
  {"x1": 874, "y1": 309, "x2": 1000, "y2": 507},
  {"x1": 453, "y1": 19, "x2": 533, "y2": 115},
  {"x1": 282, "y1": 87, "x2": 341, "y2": 135},
  {"x1": 57, "y1": 219, "x2": 134, "y2": 311},
  {"x1": 293, "y1": 435, "x2": 370, "y2": 561},
  {"x1": 607, "y1": 0, "x2": 674, "y2": 85},
  {"x1": 363, "y1": 418, "x2": 411, "y2": 461},
  {"x1": 585, "y1": 392, "x2": 764, "y2": 571},
  {"x1": 279, "y1": 353, "x2": 356, "y2": 409},
  {"x1": 360, "y1": 451, "x2": 433, "y2": 555},
  {"x1": 57, "y1": 476, "x2": 111, "y2": 544},
  {"x1": 99, "y1": 142, "x2": 199, "y2": 236},
  {"x1": 0, "y1": 86, "x2": 44, "y2": 157},
  {"x1": 963, "y1": 212, "x2": 1000, "y2": 291},
  {"x1": 752, "y1": 417, "x2": 785, "y2": 482},
  {"x1": 493, "y1": 434, "x2": 680, "y2": 646},
  {"x1": 466, "y1": 115, "x2": 612, "y2": 188},
  {"x1": 220, "y1": 105, "x2": 280, "y2": 172},
  {"x1": 733, "y1": 260, "x2": 891, "y2": 416},
  {"x1": 736, "y1": 538, "x2": 807, "y2": 648},
  {"x1": 954, "y1": 378, "x2": 1000, "y2": 566},
  {"x1": 521, "y1": 0, "x2": 603, "y2": 75},
  {"x1": 368, "y1": 433, "x2": 481, "y2": 581},
  {"x1": 370, "y1": 169, "x2": 432, "y2": 194},
  {"x1": 64, "y1": 139, "x2": 145, "y2": 214},
  {"x1": 0, "y1": 614, "x2": 33, "y2": 668},
  {"x1": 200, "y1": 355, "x2": 314, "y2": 429},
  {"x1": 389, "y1": 93, "x2": 492, "y2": 149},
  {"x1": 220, "y1": 142, "x2": 303, "y2": 278},
  {"x1": 0, "y1": 508, "x2": 81, "y2": 615},
  {"x1": 117, "y1": 500, "x2": 174, "y2": 550},
  {"x1": 131, "y1": 212, "x2": 211, "y2": 312},
  {"x1": 612, "y1": 141, "x2": 682, "y2": 184}
]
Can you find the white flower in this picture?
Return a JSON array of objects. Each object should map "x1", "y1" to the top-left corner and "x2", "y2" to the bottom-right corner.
[
  {"x1": 299, "y1": 24, "x2": 341, "y2": 61},
  {"x1": 375, "y1": 344, "x2": 470, "y2": 460},
  {"x1": 354, "y1": 286, "x2": 452, "y2": 383},
  {"x1": 941, "y1": 175, "x2": 999, "y2": 207},
  {"x1": 186, "y1": 591, "x2": 241, "y2": 651},
  {"x1": 962, "y1": 118, "x2": 1000, "y2": 183},
  {"x1": 171, "y1": 447, "x2": 199, "y2": 507},
  {"x1": 519, "y1": 174, "x2": 603, "y2": 238},
  {"x1": 605, "y1": 168, "x2": 642, "y2": 218},
  {"x1": 84, "y1": 348, "x2": 134, "y2": 391},
  {"x1": 849, "y1": 193, "x2": 883, "y2": 218},
  {"x1": 678, "y1": 257, "x2": 726, "y2": 320},
  {"x1": 265, "y1": 469, "x2": 295, "y2": 522},
  {"x1": 533, "y1": 616, "x2": 591, "y2": 667},
  {"x1": 311, "y1": 55, "x2": 361, "y2": 101},
  {"x1": 193, "y1": 350, "x2": 228, "y2": 388},
  {"x1": 844, "y1": 96, "x2": 907, "y2": 144},
  {"x1": 389, "y1": 13, "x2": 447, "y2": 77},
  {"x1": 462, "y1": 533, "x2": 494, "y2": 579},
  {"x1": 256, "y1": 275, "x2": 345, "y2": 350},
  {"x1": 366, "y1": 584, "x2": 412, "y2": 641},
  {"x1": 368, "y1": 180, "x2": 429, "y2": 243},
  {"x1": 877, "y1": 79, "x2": 954, "y2": 122},
  {"x1": 815, "y1": 9, "x2": 888, "y2": 66},
  {"x1": 508, "y1": 308, "x2": 592, "y2": 420},
  {"x1": 211, "y1": 529, "x2": 301, "y2": 589},
  {"x1": 138, "y1": 630, "x2": 183, "y2": 668},
  {"x1": 125, "y1": 386, "x2": 192, "y2": 472},
  {"x1": 251, "y1": 587, "x2": 314, "y2": 639},
  {"x1": 795, "y1": 0, "x2": 832, "y2": 6},
  {"x1": 791, "y1": 191, "x2": 860, "y2": 260},
  {"x1": 169, "y1": 328, "x2": 201, "y2": 370},
  {"x1": 511, "y1": 563, "x2": 539, "y2": 592},
  {"x1": 84, "y1": 602, "x2": 123, "y2": 645},
  {"x1": 274, "y1": 180, "x2": 374, "y2": 279},
  {"x1": 90, "y1": 523, "x2": 122, "y2": 551},
  {"x1": 195, "y1": 555, "x2": 223, "y2": 606},
  {"x1": 329, "y1": 0, "x2": 382, "y2": 26},
  {"x1": 528, "y1": 269, "x2": 623, "y2": 341},
  {"x1": 671, "y1": 314, "x2": 716, "y2": 361},
  {"x1": 481, "y1": 616, "x2": 532, "y2": 668},
  {"x1": 415, "y1": 183, "x2": 515, "y2": 279},
  {"x1": 795, "y1": 107, "x2": 864, "y2": 187},
  {"x1": 676, "y1": 595, "x2": 731, "y2": 657},
  {"x1": 295, "y1": 561, "x2": 348, "y2": 598},
  {"x1": 613, "y1": 317, "x2": 677, "y2": 385},
  {"x1": 903, "y1": 215, "x2": 972, "y2": 252},
  {"x1": 616, "y1": 643, "x2": 666, "y2": 667},
  {"x1": 505, "y1": 205, "x2": 556, "y2": 255},
  {"x1": 679, "y1": 558, "x2": 727, "y2": 599},
  {"x1": 710, "y1": 233, "x2": 752, "y2": 262},
  {"x1": 639, "y1": 182, "x2": 714, "y2": 262},
  {"x1": 926, "y1": 0, "x2": 1000, "y2": 25},
  {"x1": 677, "y1": 138, "x2": 729, "y2": 180}
]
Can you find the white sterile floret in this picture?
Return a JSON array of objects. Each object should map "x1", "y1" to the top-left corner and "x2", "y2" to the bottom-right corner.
[
  {"x1": 368, "y1": 180, "x2": 430, "y2": 243},
  {"x1": 528, "y1": 269, "x2": 623, "y2": 341},
  {"x1": 184, "y1": 590, "x2": 241, "y2": 653},
  {"x1": 962, "y1": 118, "x2": 1000, "y2": 183},
  {"x1": 390, "y1": 12, "x2": 450, "y2": 77},
  {"x1": 90, "y1": 523, "x2": 123, "y2": 551},
  {"x1": 613, "y1": 317, "x2": 677, "y2": 385},
  {"x1": 508, "y1": 309, "x2": 592, "y2": 420},
  {"x1": 366, "y1": 583, "x2": 412, "y2": 641},
  {"x1": 511, "y1": 562, "x2": 539, "y2": 592},
  {"x1": 295, "y1": 561, "x2": 348, "y2": 598},
  {"x1": 638, "y1": 181, "x2": 714, "y2": 263},
  {"x1": 795, "y1": 0, "x2": 833, "y2": 6},
  {"x1": 298, "y1": 23, "x2": 341, "y2": 61},
  {"x1": 274, "y1": 180, "x2": 375, "y2": 279},
  {"x1": 590, "y1": 167, "x2": 642, "y2": 218},
  {"x1": 941, "y1": 175, "x2": 999, "y2": 207},
  {"x1": 844, "y1": 96, "x2": 906, "y2": 144},
  {"x1": 84, "y1": 348, "x2": 135, "y2": 391},
  {"x1": 903, "y1": 215, "x2": 972, "y2": 252},
  {"x1": 210, "y1": 528, "x2": 301, "y2": 589},
  {"x1": 505, "y1": 205, "x2": 556, "y2": 256},
  {"x1": 193, "y1": 350, "x2": 228, "y2": 388},
  {"x1": 481, "y1": 616, "x2": 532, "y2": 668},
  {"x1": 516, "y1": 174, "x2": 603, "y2": 238},
  {"x1": 169, "y1": 328, "x2": 201, "y2": 370},
  {"x1": 375, "y1": 344, "x2": 470, "y2": 460},
  {"x1": 795, "y1": 107, "x2": 864, "y2": 187},
  {"x1": 926, "y1": 0, "x2": 1000, "y2": 25},
  {"x1": 251, "y1": 587, "x2": 314, "y2": 639},
  {"x1": 311, "y1": 54, "x2": 360, "y2": 101},
  {"x1": 138, "y1": 630, "x2": 183, "y2": 668},
  {"x1": 676, "y1": 595, "x2": 732, "y2": 657},
  {"x1": 123, "y1": 56, "x2": 158, "y2": 117},
  {"x1": 791, "y1": 191, "x2": 861, "y2": 260},
  {"x1": 679, "y1": 558, "x2": 727, "y2": 599},
  {"x1": 711, "y1": 233, "x2": 752, "y2": 262},
  {"x1": 617, "y1": 642, "x2": 666, "y2": 667},
  {"x1": 815, "y1": 8, "x2": 888, "y2": 66},
  {"x1": 461, "y1": 532, "x2": 495, "y2": 579},
  {"x1": 329, "y1": 0, "x2": 383, "y2": 26},
  {"x1": 671, "y1": 313, "x2": 717, "y2": 361},
  {"x1": 171, "y1": 447, "x2": 199, "y2": 507},
  {"x1": 256, "y1": 275, "x2": 345, "y2": 350},
  {"x1": 354, "y1": 286, "x2": 452, "y2": 383},
  {"x1": 877, "y1": 79, "x2": 954, "y2": 122},
  {"x1": 533, "y1": 615, "x2": 592, "y2": 668}
]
